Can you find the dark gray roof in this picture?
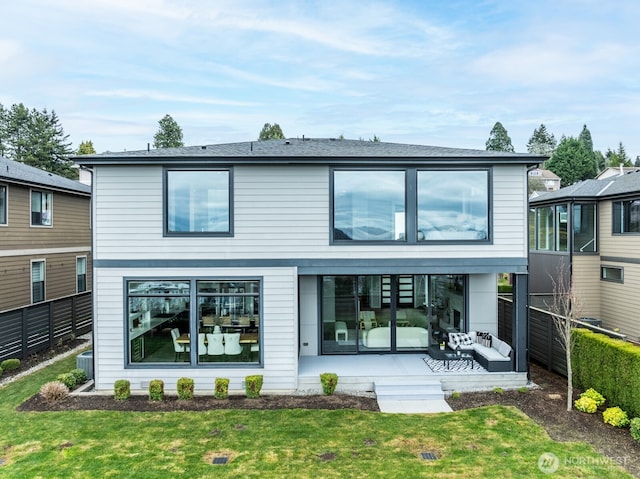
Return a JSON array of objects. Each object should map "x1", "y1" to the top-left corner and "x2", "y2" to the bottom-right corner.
[
  {"x1": 530, "y1": 170, "x2": 640, "y2": 204},
  {"x1": 73, "y1": 138, "x2": 544, "y2": 166},
  {"x1": 0, "y1": 156, "x2": 91, "y2": 195}
]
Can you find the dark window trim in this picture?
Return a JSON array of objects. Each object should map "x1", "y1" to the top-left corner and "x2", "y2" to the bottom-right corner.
[
  {"x1": 163, "y1": 167, "x2": 234, "y2": 237},
  {"x1": 612, "y1": 199, "x2": 640, "y2": 235},
  {"x1": 76, "y1": 255, "x2": 88, "y2": 293},
  {"x1": 123, "y1": 276, "x2": 263, "y2": 369},
  {"x1": 600, "y1": 265, "x2": 624, "y2": 283},
  {"x1": 30, "y1": 189, "x2": 53, "y2": 227},
  {"x1": 0, "y1": 183, "x2": 7, "y2": 226},
  {"x1": 330, "y1": 166, "x2": 492, "y2": 245},
  {"x1": 31, "y1": 259, "x2": 46, "y2": 303}
]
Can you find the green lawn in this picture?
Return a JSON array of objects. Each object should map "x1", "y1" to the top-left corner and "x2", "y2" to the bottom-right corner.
[{"x1": 0, "y1": 354, "x2": 631, "y2": 478}]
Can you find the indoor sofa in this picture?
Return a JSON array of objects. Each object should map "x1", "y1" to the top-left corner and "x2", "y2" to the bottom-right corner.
[
  {"x1": 360, "y1": 326, "x2": 428, "y2": 349},
  {"x1": 448, "y1": 331, "x2": 512, "y2": 372}
]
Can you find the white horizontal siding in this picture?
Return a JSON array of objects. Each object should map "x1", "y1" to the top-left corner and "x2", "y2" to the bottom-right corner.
[
  {"x1": 93, "y1": 266, "x2": 299, "y2": 392},
  {"x1": 93, "y1": 164, "x2": 528, "y2": 260}
]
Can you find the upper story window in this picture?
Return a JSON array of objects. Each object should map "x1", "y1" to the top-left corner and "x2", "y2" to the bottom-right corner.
[
  {"x1": 417, "y1": 170, "x2": 489, "y2": 241},
  {"x1": 530, "y1": 202, "x2": 597, "y2": 253},
  {"x1": 613, "y1": 199, "x2": 640, "y2": 234},
  {"x1": 31, "y1": 190, "x2": 52, "y2": 226},
  {"x1": 333, "y1": 170, "x2": 405, "y2": 241},
  {"x1": 0, "y1": 184, "x2": 6, "y2": 225},
  {"x1": 165, "y1": 169, "x2": 232, "y2": 236},
  {"x1": 573, "y1": 203, "x2": 596, "y2": 252},
  {"x1": 332, "y1": 168, "x2": 491, "y2": 244}
]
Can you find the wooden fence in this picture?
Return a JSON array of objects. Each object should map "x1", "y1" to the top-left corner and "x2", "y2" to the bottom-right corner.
[{"x1": 0, "y1": 292, "x2": 92, "y2": 362}]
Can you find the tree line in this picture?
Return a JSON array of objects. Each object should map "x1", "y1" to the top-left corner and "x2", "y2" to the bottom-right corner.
[{"x1": 486, "y1": 121, "x2": 639, "y2": 188}]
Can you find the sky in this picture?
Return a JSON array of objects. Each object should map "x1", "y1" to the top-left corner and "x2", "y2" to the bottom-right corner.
[{"x1": 2, "y1": 0, "x2": 639, "y2": 157}]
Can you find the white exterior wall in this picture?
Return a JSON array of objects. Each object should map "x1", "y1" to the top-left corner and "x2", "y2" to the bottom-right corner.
[
  {"x1": 468, "y1": 274, "x2": 499, "y2": 335},
  {"x1": 298, "y1": 276, "x2": 319, "y2": 356},
  {"x1": 93, "y1": 266, "x2": 298, "y2": 392},
  {"x1": 93, "y1": 164, "x2": 528, "y2": 260}
]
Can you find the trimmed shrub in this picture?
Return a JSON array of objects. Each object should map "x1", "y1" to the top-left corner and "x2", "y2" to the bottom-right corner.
[
  {"x1": 57, "y1": 372, "x2": 77, "y2": 390},
  {"x1": 40, "y1": 381, "x2": 69, "y2": 402},
  {"x1": 177, "y1": 377, "x2": 194, "y2": 400},
  {"x1": 580, "y1": 388, "x2": 605, "y2": 407},
  {"x1": 214, "y1": 378, "x2": 229, "y2": 399},
  {"x1": 245, "y1": 375, "x2": 263, "y2": 399},
  {"x1": 1, "y1": 358, "x2": 20, "y2": 372},
  {"x1": 70, "y1": 368, "x2": 88, "y2": 386},
  {"x1": 493, "y1": 387, "x2": 504, "y2": 394},
  {"x1": 450, "y1": 391, "x2": 461, "y2": 400},
  {"x1": 630, "y1": 418, "x2": 640, "y2": 443},
  {"x1": 0, "y1": 367, "x2": 3, "y2": 377},
  {"x1": 574, "y1": 396, "x2": 597, "y2": 414},
  {"x1": 603, "y1": 407, "x2": 630, "y2": 428},
  {"x1": 320, "y1": 372, "x2": 338, "y2": 395},
  {"x1": 114, "y1": 379, "x2": 130, "y2": 400},
  {"x1": 149, "y1": 379, "x2": 164, "y2": 401}
]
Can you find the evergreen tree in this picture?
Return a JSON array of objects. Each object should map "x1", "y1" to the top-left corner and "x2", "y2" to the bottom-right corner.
[
  {"x1": 546, "y1": 137, "x2": 597, "y2": 186},
  {"x1": 153, "y1": 114, "x2": 184, "y2": 148},
  {"x1": 258, "y1": 122, "x2": 285, "y2": 140},
  {"x1": 594, "y1": 150, "x2": 606, "y2": 171},
  {"x1": 577, "y1": 124, "x2": 598, "y2": 173},
  {"x1": 76, "y1": 140, "x2": 96, "y2": 155},
  {"x1": 485, "y1": 121, "x2": 515, "y2": 152},
  {"x1": 634, "y1": 156, "x2": 640, "y2": 167},
  {"x1": 605, "y1": 142, "x2": 632, "y2": 167},
  {"x1": 527, "y1": 124, "x2": 556, "y2": 157}
]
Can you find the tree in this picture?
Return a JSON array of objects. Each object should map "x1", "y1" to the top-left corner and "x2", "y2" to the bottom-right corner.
[
  {"x1": 153, "y1": 114, "x2": 184, "y2": 149},
  {"x1": 546, "y1": 137, "x2": 597, "y2": 186},
  {"x1": 605, "y1": 142, "x2": 632, "y2": 167},
  {"x1": 527, "y1": 124, "x2": 556, "y2": 157},
  {"x1": 76, "y1": 140, "x2": 96, "y2": 155},
  {"x1": 528, "y1": 176, "x2": 547, "y2": 195},
  {"x1": 594, "y1": 150, "x2": 606, "y2": 172},
  {"x1": 634, "y1": 156, "x2": 640, "y2": 167},
  {"x1": 485, "y1": 121, "x2": 515, "y2": 152},
  {"x1": 547, "y1": 266, "x2": 582, "y2": 412},
  {"x1": 577, "y1": 124, "x2": 599, "y2": 173},
  {"x1": 258, "y1": 122, "x2": 285, "y2": 140}
]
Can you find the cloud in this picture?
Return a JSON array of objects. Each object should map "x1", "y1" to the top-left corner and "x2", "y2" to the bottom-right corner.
[{"x1": 84, "y1": 89, "x2": 259, "y2": 107}]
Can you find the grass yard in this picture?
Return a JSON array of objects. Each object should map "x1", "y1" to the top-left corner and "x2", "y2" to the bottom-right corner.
[{"x1": 0, "y1": 354, "x2": 632, "y2": 478}]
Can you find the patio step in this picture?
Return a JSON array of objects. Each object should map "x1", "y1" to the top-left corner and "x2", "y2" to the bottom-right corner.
[{"x1": 374, "y1": 379, "x2": 445, "y2": 401}]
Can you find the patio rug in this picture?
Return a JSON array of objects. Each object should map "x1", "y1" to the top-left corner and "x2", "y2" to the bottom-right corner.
[{"x1": 424, "y1": 355, "x2": 486, "y2": 373}]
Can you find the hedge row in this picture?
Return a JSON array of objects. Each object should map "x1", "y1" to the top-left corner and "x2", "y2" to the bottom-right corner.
[{"x1": 572, "y1": 328, "x2": 640, "y2": 417}]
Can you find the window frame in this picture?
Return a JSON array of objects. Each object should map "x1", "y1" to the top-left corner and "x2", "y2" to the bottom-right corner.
[
  {"x1": 612, "y1": 198, "x2": 640, "y2": 235},
  {"x1": 30, "y1": 189, "x2": 53, "y2": 227},
  {"x1": 76, "y1": 256, "x2": 87, "y2": 293},
  {"x1": 330, "y1": 167, "x2": 492, "y2": 245},
  {"x1": 163, "y1": 167, "x2": 234, "y2": 237},
  {"x1": 0, "y1": 183, "x2": 7, "y2": 226},
  {"x1": 31, "y1": 259, "x2": 46, "y2": 303},
  {"x1": 601, "y1": 265, "x2": 624, "y2": 283}
]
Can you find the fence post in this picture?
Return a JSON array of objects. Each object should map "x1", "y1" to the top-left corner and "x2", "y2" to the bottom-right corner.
[
  {"x1": 21, "y1": 308, "x2": 28, "y2": 358},
  {"x1": 71, "y1": 294, "x2": 77, "y2": 337}
]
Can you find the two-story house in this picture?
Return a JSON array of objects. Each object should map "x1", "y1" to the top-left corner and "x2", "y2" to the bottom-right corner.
[
  {"x1": 75, "y1": 138, "x2": 539, "y2": 392},
  {"x1": 0, "y1": 156, "x2": 92, "y2": 311},
  {"x1": 529, "y1": 170, "x2": 640, "y2": 342}
]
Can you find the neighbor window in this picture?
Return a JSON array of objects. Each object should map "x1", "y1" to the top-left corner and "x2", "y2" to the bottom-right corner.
[
  {"x1": 165, "y1": 169, "x2": 231, "y2": 235},
  {"x1": 573, "y1": 203, "x2": 597, "y2": 252},
  {"x1": 76, "y1": 256, "x2": 87, "y2": 293},
  {"x1": 126, "y1": 279, "x2": 260, "y2": 366},
  {"x1": 536, "y1": 206, "x2": 554, "y2": 251},
  {"x1": 333, "y1": 170, "x2": 405, "y2": 241},
  {"x1": 601, "y1": 266, "x2": 623, "y2": 283},
  {"x1": 0, "y1": 184, "x2": 6, "y2": 225},
  {"x1": 31, "y1": 260, "x2": 45, "y2": 303},
  {"x1": 31, "y1": 190, "x2": 52, "y2": 226},
  {"x1": 613, "y1": 199, "x2": 640, "y2": 234},
  {"x1": 417, "y1": 170, "x2": 489, "y2": 241}
]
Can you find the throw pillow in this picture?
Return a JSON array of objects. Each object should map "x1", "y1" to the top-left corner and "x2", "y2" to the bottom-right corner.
[
  {"x1": 449, "y1": 332, "x2": 473, "y2": 347},
  {"x1": 475, "y1": 331, "x2": 492, "y2": 348}
]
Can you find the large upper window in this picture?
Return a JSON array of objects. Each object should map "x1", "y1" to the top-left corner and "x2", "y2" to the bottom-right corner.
[
  {"x1": 332, "y1": 168, "x2": 490, "y2": 243},
  {"x1": 333, "y1": 170, "x2": 405, "y2": 241},
  {"x1": 417, "y1": 170, "x2": 489, "y2": 241},
  {"x1": 0, "y1": 184, "x2": 6, "y2": 225},
  {"x1": 573, "y1": 203, "x2": 596, "y2": 252},
  {"x1": 165, "y1": 169, "x2": 231, "y2": 235},
  {"x1": 613, "y1": 199, "x2": 640, "y2": 234},
  {"x1": 31, "y1": 190, "x2": 52, "y2": 226}
]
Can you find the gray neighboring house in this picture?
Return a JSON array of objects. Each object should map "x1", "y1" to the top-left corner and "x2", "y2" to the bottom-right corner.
[
  {"x1": 529, "y1": 170, "x2": 640, "y2": 341},
  {"x1": 75, "y1": 138, "x2": 541, "y2": 393}
]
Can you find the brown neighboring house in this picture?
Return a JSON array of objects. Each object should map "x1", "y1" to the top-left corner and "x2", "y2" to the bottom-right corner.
[{"x1": 0, "y1": 156, "x2": 92, "y2": 311}]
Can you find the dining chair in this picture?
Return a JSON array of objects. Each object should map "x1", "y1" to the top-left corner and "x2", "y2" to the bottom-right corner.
[
  {"x1": 206, "y1": 332, "x2": 224, "y2": 356},
  {"x1": 170, "y1": 328, "x2": 189, "y2": 361},
  {"x1": 223, "y1": 333, "x2": 242, "y2": 356}
]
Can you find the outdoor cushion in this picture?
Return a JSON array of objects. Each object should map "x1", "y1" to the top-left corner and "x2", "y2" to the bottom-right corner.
[
  {"x1": 448, "y1": 332, "x2": 473, "y2": 348},
  {"x1": 475, "y1": 331, "x2": 492, "y2": 348}
]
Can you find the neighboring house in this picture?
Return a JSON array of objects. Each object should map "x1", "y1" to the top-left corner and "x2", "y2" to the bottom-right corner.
[
  {"x1": 528, "y1": 168, "x2": 561, "y2": 192},
  {"x1": 0, "y1": 156, "x2": 92, "y2": 311},
  {"x1": 529, "y1": 170, "x2": 640, "y2": 341},
  {"x1": 597, "y1": 166, "x2": 640, "y2": 180},
  {"x1": 75, "y1": 138, "x2": 540, "y2": 392}
]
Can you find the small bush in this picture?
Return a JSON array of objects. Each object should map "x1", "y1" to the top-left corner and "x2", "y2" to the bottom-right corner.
[
  {"x1": 493, "y1": 387, "x2": 504, "y2": 395},
  {"x1": 580, "y1": 388, "x2": 606, "y2": 407},
  {"x1": 518, "y1": 386, "x2": 529, "y2": 393},
  {"x1": 114, "y1": 379, "x2": 130, "y2": 400},
  {"x1": 149, "y1": 379, "x2": 164, "y2": 401},
  {"x1": 57, "y1": 372, "x2": 77, "y2": 390},
  {"x1": 40, "y1": 381, "x2": 69, "y2": 402},
  {"x1": 630, "y1": 418, "x2": 640, "y2": 443},
  {"x1": 450, "y1": 391, "x2": 461, "y2": 400},
  {"x1": 575, "y1": 396, "x2": 597, "y2": 413},
  {"x1": 245, "y1": 375, "x2": 263, "y2": 399},
  {"x1": 214, "y1": 378, "x2": 230, "y2": 399},
  {"x1": 1, "y1": 358, "x2": 20, "y2": 372},
  {"x1": 177, "y1": 377, "x2": 194, "y2": 400},
  {"x1": 0, "y1": 367, "x2": 3, "y2": 377},
  {"x1": 603, "y1": 407, "x2": 630, "y2": 428},
  {"x1": 70, "y1": 368, "x2": 88, "y2": 385},
  {"x1": 320, "y1": 372, "x2": 338, "y2": 395}
]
